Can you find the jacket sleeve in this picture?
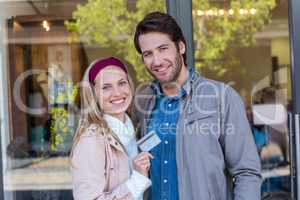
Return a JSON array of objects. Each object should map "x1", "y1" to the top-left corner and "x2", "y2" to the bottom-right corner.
[
  {"x1": 71, "y1": 129, "x2": 151, "y2": 200},
  {"x1": 222, "y1": 86, "x2": 262, "y2": 200},
  {"x1": 71, "y1": 133, "x2": 132, "y2": 200}
]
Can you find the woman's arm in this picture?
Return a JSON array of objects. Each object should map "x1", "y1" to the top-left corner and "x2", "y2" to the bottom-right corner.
[{"x1": 71, "y1": 129, "x2": 151, "y2": 200}]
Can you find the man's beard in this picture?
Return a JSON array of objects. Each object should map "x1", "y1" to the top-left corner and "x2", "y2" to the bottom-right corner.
[{"x1": 147, "y1": 50, "x2": 183, "y2": 85}]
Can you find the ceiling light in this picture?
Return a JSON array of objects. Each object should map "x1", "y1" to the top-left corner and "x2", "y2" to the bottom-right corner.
[{"x1": 42, "y1": 20, "x2": 50, "y2": 32}]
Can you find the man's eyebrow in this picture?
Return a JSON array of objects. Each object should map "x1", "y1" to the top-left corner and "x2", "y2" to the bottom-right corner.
[
  {"x1": 158, "y1": 44, "x2": 169, "y2": 48},
  {"x1": 141, "y1": 50, "x2": 147, "y2": 53},
  {"x1": 118, "y1": 78, "x2": 127, "y2": 82},
  {"x1": 142, "y1": 44, "x2": 170, "y2": 54}
]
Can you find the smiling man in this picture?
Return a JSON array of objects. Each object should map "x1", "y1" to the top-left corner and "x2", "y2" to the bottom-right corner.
[{"x1": 133, "y1": 12, "x2": 261, "y2": 200}]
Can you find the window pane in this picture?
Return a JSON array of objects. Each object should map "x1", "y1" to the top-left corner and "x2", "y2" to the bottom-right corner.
[
  {"x1": 0, "y1": 1, "x2": 165, "y2": 199},
  {"x1": 192, "y1": 0, "x2": 291, "y2": 198}
]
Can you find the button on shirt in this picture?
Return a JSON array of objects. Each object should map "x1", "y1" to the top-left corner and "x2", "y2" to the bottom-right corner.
[{"x1": 148, "y1": 85, "x2": 186, "y2": 200}]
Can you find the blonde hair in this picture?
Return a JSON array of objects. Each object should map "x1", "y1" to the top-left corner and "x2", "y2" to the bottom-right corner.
[{"x1": 70, "y1": 58, "x2": 134, "y2": 158}]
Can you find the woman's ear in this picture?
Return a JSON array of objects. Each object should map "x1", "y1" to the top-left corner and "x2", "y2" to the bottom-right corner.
[
  {"x1": 93, "y1": 87, "x2": 102, "y2": 111},
  {"x1": 92, "y1": 84, "x2": 98, "y2": 97},
  {"x1": 91, "y1": 85, "x2": 100, "y2": 104}
]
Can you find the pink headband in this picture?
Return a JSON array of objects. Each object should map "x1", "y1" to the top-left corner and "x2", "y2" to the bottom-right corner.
[{"x1": 89, "y1": 57, "x2": 127, "y2": 84}]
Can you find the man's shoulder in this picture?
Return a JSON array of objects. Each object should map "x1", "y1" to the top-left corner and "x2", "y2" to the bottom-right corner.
[
  {"x1": 192, "y1": 76, "x2": 241, "y2": 101},
  {"x1": 194, "y1": 76, "x2": 224, "y2": 87},
  {"x1": 135, "y1": 81, "x2": 156, "y2": 96},
  {"x1": 132, "y1": 81, "x2": 155, "y2": 122},
  {"x1": 193, "y1": 76, "x2": 228, "y2": 92}
]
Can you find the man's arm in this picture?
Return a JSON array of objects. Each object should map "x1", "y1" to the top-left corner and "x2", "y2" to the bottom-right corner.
[{"x1": 222, "y1": 86, "x2": 262, "y2": 200}]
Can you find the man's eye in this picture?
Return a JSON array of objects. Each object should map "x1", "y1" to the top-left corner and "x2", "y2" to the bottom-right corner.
[
  {"x1": 119, "y1": 81, "x2": 128, "y2": 86},
  {"x1": 143, "y1": 52, "x2": 151, "y2": 58},
  {"x1": 161, "y1": 47, "x2": 168, "y2": 50}
]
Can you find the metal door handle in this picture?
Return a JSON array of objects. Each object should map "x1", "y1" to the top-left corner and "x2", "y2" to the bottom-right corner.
[{"x1": 288, "y1": 112, "x2": 295, "y2": 199}]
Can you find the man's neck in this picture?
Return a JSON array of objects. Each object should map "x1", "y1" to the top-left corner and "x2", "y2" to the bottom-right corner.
[{"x1": 161, "y1": 66, "x2": 188, "y2": 96}]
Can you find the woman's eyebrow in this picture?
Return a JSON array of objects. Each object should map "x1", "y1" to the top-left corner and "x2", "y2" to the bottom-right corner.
[{"x1": 102, "y1": 83, "x2": 112, "y2": 87}]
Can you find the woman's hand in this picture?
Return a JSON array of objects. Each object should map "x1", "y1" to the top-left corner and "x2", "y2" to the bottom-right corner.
[{"x1": 133, "y1": 152, "x2": 153, "y2": 177}]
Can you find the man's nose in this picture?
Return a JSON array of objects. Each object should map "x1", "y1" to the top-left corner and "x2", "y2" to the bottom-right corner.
[{"x1": 152, "y1": 53, "x2": 162, "y2": 67}]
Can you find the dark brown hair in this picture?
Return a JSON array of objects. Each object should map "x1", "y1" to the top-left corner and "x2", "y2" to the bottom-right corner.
[{"x1": 134, "y1": 12, "x2": 187, "y2": 65}]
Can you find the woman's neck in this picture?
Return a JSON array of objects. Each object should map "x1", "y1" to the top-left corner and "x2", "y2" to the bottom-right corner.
[{"x1": 106, "y1": 113, "x2": 126, "y2": 123}]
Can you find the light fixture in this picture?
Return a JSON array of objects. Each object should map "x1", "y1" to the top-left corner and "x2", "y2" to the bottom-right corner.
[
  {"x1": 219, "y1": 9, "x2": 225, "y2": 16},
  {"x1": 250, "y1": 8, "x2": 257, "y2": 15},
  {"x1": 206, "y1": 9, "x2": 214, "y2": 16},
  {"x1": 239, "y1": 9, "x2": 245, "y2": 15},
  {"x1": 42, "y1": 20, "x2": 50, "y2": 32},
  {"x1": 197, "y1": 10, "x2": 204, "y2": 16},
  {"x1": 195, "y1": 8, "x2": 257, "y2": 17},
  {"x1": 228, "y1": 9, "x2": 234, "y2": 15}
]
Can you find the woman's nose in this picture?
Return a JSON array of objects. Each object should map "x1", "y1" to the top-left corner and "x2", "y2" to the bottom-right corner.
[{"x1": 112, "y1": 86, "x2": 122, "y2": 96}]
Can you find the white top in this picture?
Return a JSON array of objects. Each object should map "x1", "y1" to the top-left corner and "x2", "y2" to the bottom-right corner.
[{"x1": 104, "y1": 114, "x2": 151, "y2": 200}]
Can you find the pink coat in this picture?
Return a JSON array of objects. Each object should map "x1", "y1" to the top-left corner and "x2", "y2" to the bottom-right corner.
[{"x1": 71, "y1": 124, "x2": 134, "y2": 200}]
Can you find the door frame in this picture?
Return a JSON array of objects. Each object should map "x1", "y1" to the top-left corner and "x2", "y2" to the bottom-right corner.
[
  {"x1": 0, "y1": 0, "x2": 299, "y2": 199},
  {"x1": 166, "y1": 0, "x2": 194, "y2": 69},
  {"x1": 288, "y1": 0, "x2": 300, "y2": 199}
]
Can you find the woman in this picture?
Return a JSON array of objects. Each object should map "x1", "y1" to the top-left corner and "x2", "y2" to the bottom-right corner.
[{"x1": 71, "y1": 57, "x2": 152, "y2": 200}]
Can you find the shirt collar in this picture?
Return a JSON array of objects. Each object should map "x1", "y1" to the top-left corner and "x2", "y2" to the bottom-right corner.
[{"x1": 151, "y1": 67, "x2": 198, "y2": 98}]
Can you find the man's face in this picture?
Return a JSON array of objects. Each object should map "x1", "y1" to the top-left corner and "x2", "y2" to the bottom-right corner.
[{"x1": 138, "y1": 32, "x2": 185, "y2": 84}]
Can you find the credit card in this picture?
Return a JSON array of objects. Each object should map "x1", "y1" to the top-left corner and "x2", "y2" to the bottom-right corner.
[{"x1": 137, "y1": 131, "x2": 161, "y2": 152}]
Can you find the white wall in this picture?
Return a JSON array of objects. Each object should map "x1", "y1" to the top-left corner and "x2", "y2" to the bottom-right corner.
[{"x1": 0, "y1": 1, "x2": 36, "y2": 18}]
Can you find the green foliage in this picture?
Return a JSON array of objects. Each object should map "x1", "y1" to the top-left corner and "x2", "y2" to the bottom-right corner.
[
  {"x1": 193, "y1": 0, "x2": 276, "y2": 75},
  {"x1": 65, "y1": 0, "x2": 275, "y2": 80},
  {"x1": 49, "y1": 84, "x2": 78, "y2": 152},
  {"x1": 65, "y1": 0, "x2": 165, "y2": 81},
  {"x1": 50, "y1": 107, "x2": 69, "y2": 151}
]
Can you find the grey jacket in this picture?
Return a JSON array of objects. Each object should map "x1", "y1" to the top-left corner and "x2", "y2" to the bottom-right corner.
[{"x1": 133, "y1": 72, "x2": 262, "y2": 200}]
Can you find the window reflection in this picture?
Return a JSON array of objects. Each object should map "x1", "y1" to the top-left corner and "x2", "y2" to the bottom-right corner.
[
  {"x1": 192, "y1": 0, "x2": 291, "y2": 198},
  {"x1": 0, "y1": 0, "x2": 165, "y2": 199}
]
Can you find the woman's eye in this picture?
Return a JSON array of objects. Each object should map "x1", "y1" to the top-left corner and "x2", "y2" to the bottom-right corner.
[{"x1": 102, "y1": 85, "x2": 111, "y2": 90}]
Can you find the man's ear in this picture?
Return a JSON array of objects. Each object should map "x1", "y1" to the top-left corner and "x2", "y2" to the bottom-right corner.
[{"x1": 178, "y1": 41, "x2": 186, "y2": 55}]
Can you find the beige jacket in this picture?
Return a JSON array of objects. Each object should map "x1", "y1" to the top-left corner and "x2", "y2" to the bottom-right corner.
[{"x1": 71, "y1": 124, "x2": 144, "y2": 200}]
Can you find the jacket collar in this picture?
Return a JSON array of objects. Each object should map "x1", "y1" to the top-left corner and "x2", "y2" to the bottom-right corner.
[
  {"x1": 106, "y1": 131, "x2": 127, "y2": 153},
  {"x1": 150, "y1": 67, "x2": 198, "y2": 98},
  {"x1": 87, "y1": 123, "x2": 126, "y2": 153}
]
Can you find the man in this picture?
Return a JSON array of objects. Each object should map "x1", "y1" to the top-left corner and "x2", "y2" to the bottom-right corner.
[{"x1": 133, "y1": 12, "x2": 261, "y2": 200}]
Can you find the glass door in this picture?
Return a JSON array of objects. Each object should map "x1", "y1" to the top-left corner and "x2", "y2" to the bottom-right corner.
[
  {"x1": 192, "y1": 0, "x2": 292, "y2": 199},
  {"x1": 0, "y1": 0, "x2": 166, "y2": 199}
]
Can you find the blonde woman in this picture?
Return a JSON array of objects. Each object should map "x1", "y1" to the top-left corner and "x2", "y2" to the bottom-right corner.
[{"x1": 71, "y1": 57, "x2": 152, "y2": 200}]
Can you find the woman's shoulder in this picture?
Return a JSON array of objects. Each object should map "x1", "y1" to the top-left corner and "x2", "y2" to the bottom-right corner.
[
  {"x1": 81, "y1": 123, "x2": 105, "y2": 138},
  {"x1": 72, "y1": 123, "x2": 106, "y2": 158}
]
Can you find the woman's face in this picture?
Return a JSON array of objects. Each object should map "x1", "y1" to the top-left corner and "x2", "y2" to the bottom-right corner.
[{"x1": 94, "y1": 65, "x2": 132, "y2": 121}]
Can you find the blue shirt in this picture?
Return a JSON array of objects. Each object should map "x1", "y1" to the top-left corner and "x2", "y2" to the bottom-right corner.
[{"x1": 148, "y1": 84, "x2": 186, "y2": 200}]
